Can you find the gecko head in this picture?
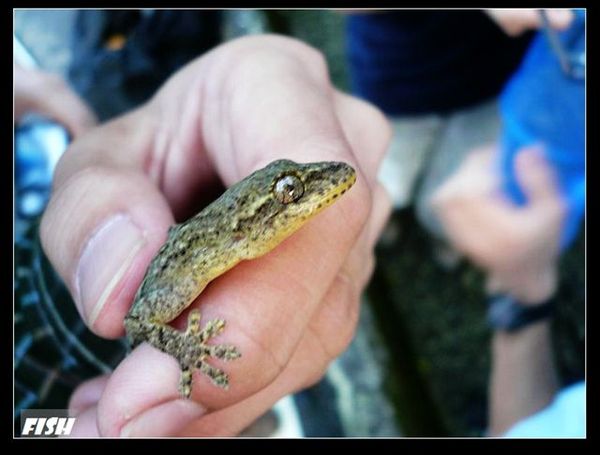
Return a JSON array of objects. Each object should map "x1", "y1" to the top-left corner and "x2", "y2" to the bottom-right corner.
[
  {"x1": 224, "y1": 159, "x2": 357, "y2": 257},
  {"x1": 267, "y1": 159, "x2": 357, "y2": 218}
]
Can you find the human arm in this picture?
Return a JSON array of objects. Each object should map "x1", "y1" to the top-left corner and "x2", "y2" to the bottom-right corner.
[
  {"x1": 489, "y1": 319, "x2": 558, "y2": 435},
  {"x1": 338, "y1": 8, "x2": 574, "y2": 28},
  {"x1": 485, "y1": 8, "x2": 574, "y2": 37},
  {"x1": 431, "y1": 145, "x2": 566, "y2": 435}
]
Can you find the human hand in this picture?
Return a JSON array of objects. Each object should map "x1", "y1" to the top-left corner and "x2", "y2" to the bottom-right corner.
[
  {"x1": 14, "y1": 63, "x2": 97, "y2": 138},
  {"x1": 431, "y1": 145, "x2": 566, "y2": 305},
  {"x1": 485, "y1": 9, "x2": 574, "y2": 37},
  {"x1": 40, "y1": 35, "x2": 392, "y2": 436}
]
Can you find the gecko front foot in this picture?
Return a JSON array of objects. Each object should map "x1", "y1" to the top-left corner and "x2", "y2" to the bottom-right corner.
[{"x1": 177, "y1": 309, "x2": 242, "y2": 399}]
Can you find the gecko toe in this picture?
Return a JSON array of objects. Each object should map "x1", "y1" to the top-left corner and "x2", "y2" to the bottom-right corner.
[
  {"x1": 178, "y1": 369, "x2": 193, "y2": 399},
  {"x1": 186, "y1": 309, "x2": 202, "y2": 335},
  {"x1": 209, "y1": 344, "x2": 242, "y2": 361},
  {"x1": 197, "y1": 361, "x2": 230, "y2": 389},
  {"x1": 174, "y1": 317, "x2": 239, "y2": 398},
  {"x1": 198, "y1": 318, "x2": 226, "y2": 343}
]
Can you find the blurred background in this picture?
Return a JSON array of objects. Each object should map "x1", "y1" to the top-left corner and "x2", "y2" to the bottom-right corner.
[{"x1": 14, "y1": 9, "x2": 584, "y2": 437}]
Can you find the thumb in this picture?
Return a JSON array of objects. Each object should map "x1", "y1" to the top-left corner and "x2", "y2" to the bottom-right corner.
[
  {"x1": 40, "y1": 165, "x2": 174, "y2": 339},
  {"x1": 514, "y1": 147, "x2": 561, "y2": 206}
]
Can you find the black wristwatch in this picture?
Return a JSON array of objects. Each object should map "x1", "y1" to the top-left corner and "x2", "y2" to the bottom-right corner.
[{"x1": 487, "y1": 294, "x2": 555, "y2": 333}]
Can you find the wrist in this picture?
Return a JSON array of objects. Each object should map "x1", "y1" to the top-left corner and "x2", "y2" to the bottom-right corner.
[
  {"x1": 487, "y1": 294, "x2": 556, "y2": 334},
  {"x1": 493, "y1": 316, "x2": 552, "y2": 343},
  {"x1": 489, "y1": 318, "x2": 559, "y2": 435},
  {"x1": 489, "y1": 266, "x2": 558, "y2": 306},
  {"x1": 513, "y1": 273, "x2": 558, "y2": 306}
]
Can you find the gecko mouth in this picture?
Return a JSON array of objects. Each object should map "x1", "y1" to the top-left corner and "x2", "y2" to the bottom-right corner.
[
  {"x1": 307, "y1": 162, "x2": 357, "y2": 215},
  {"x1": 318, "y1": 172, "x2": 356, "y2": 209}
]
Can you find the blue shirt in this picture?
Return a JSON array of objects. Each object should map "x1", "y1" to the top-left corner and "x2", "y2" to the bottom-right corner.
[
  {"x1": 346, "y1": 11, "x2": 533, "y2": 115},
  {"x1": 504, "y1": 382, "x2": 586, "y2": 437},
  {"x1": 498, "y1": 10, "x2": 585, "y2": 250}
]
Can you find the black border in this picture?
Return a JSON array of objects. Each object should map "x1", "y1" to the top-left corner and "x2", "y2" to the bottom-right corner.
[{"x1": 7, "y1": 2, "x2": 593, "y2": 445}]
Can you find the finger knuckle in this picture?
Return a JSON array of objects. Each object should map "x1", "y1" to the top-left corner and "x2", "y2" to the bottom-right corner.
[
  {"x1": 300, "y1": 365, "x2": 329, "y2": 390},
  {"x1": 357, "y1": 98, "x2": 392, "y2": 143},
  {"x1": 325, "y1": 274, "x2": 361, "y2": 357},
  {"x1": 361, "y1": 253, "x2": 376, "y2": 288},
  {"x1": 347, "y1": 181, "x2": 373, "y2": 231},
  {"x1": 40, "y1": 165, "x2": 110, "y2": 270},
  {"x1": 217, "y1": 34, "x2": 330, "y2": 87}
]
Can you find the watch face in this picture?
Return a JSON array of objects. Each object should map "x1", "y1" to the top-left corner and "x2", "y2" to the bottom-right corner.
[{"x1": 488, "y1": 296, "x2": 518, "y2": 330}]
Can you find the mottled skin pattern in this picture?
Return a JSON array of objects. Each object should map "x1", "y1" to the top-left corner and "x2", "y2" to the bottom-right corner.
[{"x1": 124, "y1": 159, "x2": 357, "y2": 399}]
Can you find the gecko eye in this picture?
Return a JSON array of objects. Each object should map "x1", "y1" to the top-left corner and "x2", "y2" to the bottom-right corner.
[{"x1": 274, "y1": 174, "x2": 304, "y2": 204}]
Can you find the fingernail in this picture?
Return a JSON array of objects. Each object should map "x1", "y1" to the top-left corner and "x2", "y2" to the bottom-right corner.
[
  {"x1": 120, "y1": 400, "x2": 206, "y2": 437},
  {"x1": 76, "y1": 214, "x2": 146, "y2": 326}
]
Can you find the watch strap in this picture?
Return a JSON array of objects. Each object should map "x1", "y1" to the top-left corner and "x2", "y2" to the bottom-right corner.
[{"x1": 487, "y1": 294, "x2": 555, "y2": 333}]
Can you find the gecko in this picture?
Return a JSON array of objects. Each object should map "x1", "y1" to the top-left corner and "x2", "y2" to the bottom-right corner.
[{"x1": 124, "y1": 159, "x2": 357, "y2": 399}]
